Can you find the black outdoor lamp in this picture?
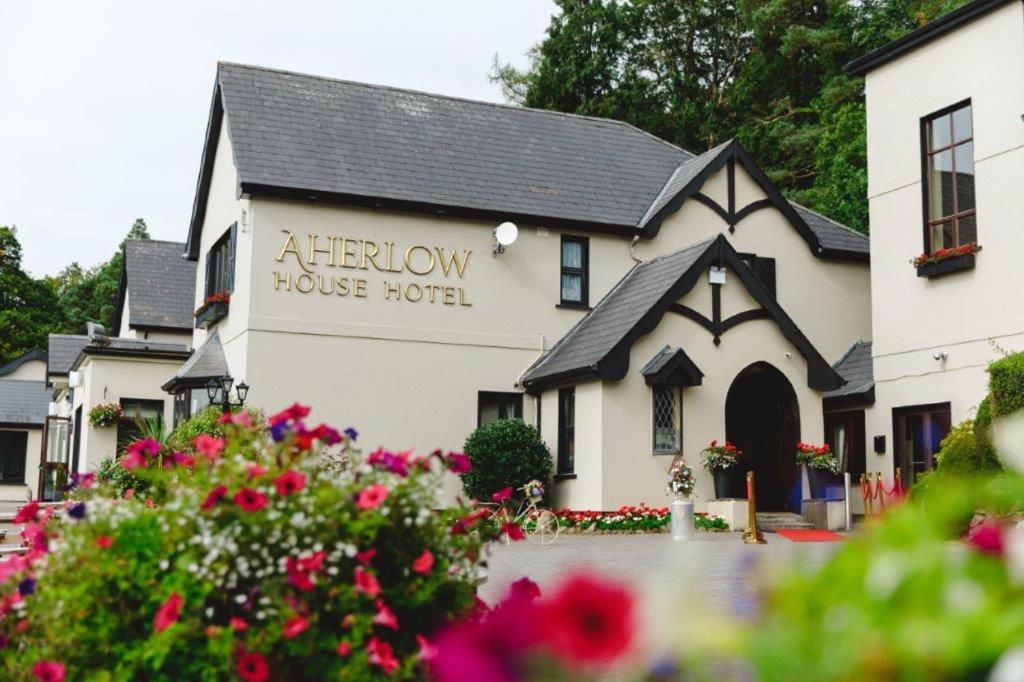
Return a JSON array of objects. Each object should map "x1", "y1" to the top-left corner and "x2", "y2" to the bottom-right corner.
[{"x1": 207, "y1": 375, "x2": 249, "y2": 413}]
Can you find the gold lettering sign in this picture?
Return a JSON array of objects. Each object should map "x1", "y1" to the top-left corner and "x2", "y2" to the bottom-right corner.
[{"x1": 273, "y1": 229, "x2": 473, "y2": 306}]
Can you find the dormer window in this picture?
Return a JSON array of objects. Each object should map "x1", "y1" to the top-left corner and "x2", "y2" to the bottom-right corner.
[{"x1": 922, "y1": 102, "x2": 976, "y2": 252}]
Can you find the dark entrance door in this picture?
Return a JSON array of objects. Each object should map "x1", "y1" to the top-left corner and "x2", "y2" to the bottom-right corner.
[{"x1": 725, "y1": 363, "x2": 800, "y2": 511}]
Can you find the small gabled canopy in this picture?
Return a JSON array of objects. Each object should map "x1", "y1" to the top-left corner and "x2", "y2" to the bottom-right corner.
[
  {"x1": 113, "y1": 240, "x2": 197, "y2": 332},
  {"x1": 522, "y1": 234, "x2": 844, "y2": 393},
  {"x1": 162, "y1": 331, "x2": 228, "y2": 393},
  {"x1": 0, "y1": 348, "x2": 47, "y2": 378},
  {"x1": 641, "y1": 346, "x2": 704, "y2": 387},
  {"x1": 824, "y1": 340, "x2": 874, "y2": 407}
]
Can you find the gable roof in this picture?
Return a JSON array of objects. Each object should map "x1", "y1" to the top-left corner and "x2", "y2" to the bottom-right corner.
[
  {"x1": 846, "y1": 0, "x2": 1014, "y2": 75},
  {"x1": 522, "y1": 234, "x2": 844, "y2": 391},
  {"x1": 187, "y1": 63, "x2": 867, "y2": 262},
  {"x1": 0, "y1": 348, "x2": 47, "y2": 378},
  {"x1": 47, "y1": 335, "x2": 90, "y2": 377},
  {"x1": 823, "y1": 340, "x2": 874, "y2": 403},
  {"x1": 113, "y1": 240, "x2": 197, "y2": 331},
  {"x1": 162, "y1": 330, "x2": 228, "y2": 392},
  {"x1": 0, "y1": 380, "x2": 49, "y2": 427}
]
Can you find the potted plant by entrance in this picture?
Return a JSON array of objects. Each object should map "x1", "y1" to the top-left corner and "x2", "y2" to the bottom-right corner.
[
  {"x1": 795, "y1": 442, "x2": 840, "y2": 499},
  {"x1": 666, "y1": 461, "x2": 696, "y2": 541},
  {"x1": 700, "y1": 440, "x2": 743, "y2": 499}
]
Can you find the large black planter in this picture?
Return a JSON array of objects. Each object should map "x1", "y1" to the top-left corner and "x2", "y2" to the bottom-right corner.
[
  {"x1": 195, "y1": 301, "x2": 229, "y2": 329},
  {"x1": 712, "y1": 469, "x2": 733, "y2": 500},
  {"x1": 807, "y1": 467, "x2": 843, "y2": 500},
  {"x1": 916, "y1": 252, "x2": 976, "y2": 279}
]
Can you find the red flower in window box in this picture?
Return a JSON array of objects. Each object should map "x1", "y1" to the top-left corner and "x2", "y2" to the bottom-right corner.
[
  {"x1": 911, "y1": 242, "x2": 980, "y2": 268},
  {"x1": 194, "y1": 291, "x2": 231, "y2": 318}
]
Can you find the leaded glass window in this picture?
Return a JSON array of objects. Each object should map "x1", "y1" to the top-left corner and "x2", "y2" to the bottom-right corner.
[{"x1": 652, "y1": 386, "x2": 680, "y2": 454}]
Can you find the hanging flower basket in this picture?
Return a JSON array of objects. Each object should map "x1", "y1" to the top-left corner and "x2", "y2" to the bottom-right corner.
[{"x1": 88, "y1": 402, "x2": 123, "y2": 428}]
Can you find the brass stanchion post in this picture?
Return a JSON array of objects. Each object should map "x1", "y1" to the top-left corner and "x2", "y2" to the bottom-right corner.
[
  {"x1": 875, "y1": 471, "x2": 886, "y2": 512},
  {"x1": 862, "y1": 473, "x2": 873, "y2": 518},
  {"x1": 743, "y1": 471, "x2": 766, "y2": 544}
]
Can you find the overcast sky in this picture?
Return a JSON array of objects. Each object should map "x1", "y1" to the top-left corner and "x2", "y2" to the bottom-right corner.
[{"x1": 0, "y1": 0, "x2": 555, "y2": 277}]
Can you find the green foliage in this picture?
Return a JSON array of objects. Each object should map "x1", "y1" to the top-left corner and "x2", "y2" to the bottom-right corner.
[
  {"x1": 740, "y1": 472, "x2": 1024, "y2": 680},
  {"x1": 461, "y1": 419, "x2": 553, "y2": 502},
  {"x1": 0, "y1": 225, "x2": 62, "y2": 366},
  {"x1": 935, "y1": 420, "x2": 1000, "y2": 476},
  {"x1": 493, "y1": 0, "x2": 971, "y2": 234},
  {"x1": 4, "y1": 409, "x2": 491, "y2": 679},
  {"x1": 95, "y1": 452, "x2": 153, "y2": 499},
  {"x1": 975, "y1": 396, "x2": 997, "y2": 467},
  {"x1": 87, "y1": 401, "x2": 124, "y2": 428},
  {"x1": 168, "y1": 406, "x2": 265, "y2": 454},
  {"x1": 987, "y1": 351, "x2": 1024, "y2": 419}
]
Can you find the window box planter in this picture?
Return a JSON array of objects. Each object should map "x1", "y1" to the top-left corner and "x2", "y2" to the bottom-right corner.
[
  {"x1": 916, "y1": 252, "x2": 976, "y2": 279},
  {"x1": 195, "y1": 300, "x2": 229, "y2": 329}
]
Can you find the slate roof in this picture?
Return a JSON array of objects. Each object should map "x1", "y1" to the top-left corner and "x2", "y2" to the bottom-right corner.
[
  {"x1": 162, "y1": 331, "x2": 227, "y2": 391},
  {"x1": 523, "y1": 239, "x2": 714, "y2": 385},
  {"x1": 118, "y1": 240, "x2": 197, "y2": 330},
  {"x1": 824, "y1": 341, "x2": 874, "y2": 399},
  {"x1": 0, "y1": 380, "x2": 49, "y2": 426},
  {"x1": 70, "y1": 337, "x2": 191, "y2": 373},
  {"x1": 188, "y1": 63, "x2": 867, "y2": 260},
  {"x1": 793, "y1": 205, "x2": 869, "y2": 255},
  {"x1": 640, "y1": 346, "x2": 683, "y2": 376},
  {"x1": 47, "y1": 335, "x2": 90, "y2": 377},
  {"x1": 0, "y1": 349, "x2": 47, "y2": 377}
]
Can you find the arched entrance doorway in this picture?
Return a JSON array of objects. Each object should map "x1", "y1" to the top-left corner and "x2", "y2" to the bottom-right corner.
[{"x1": 725, "y1": 362, "x2": 800, "y2": 511}]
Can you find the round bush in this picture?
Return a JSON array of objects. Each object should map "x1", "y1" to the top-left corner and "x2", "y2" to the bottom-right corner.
[{"x1": 461, "y1": 419, "x2": 553, "y2": 502}]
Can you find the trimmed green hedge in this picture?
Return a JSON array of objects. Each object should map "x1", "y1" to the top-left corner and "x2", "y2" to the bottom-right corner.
[
  {"x1": 461, "y1": 419, "x2": 552, "y2": 502},
  {"x1": 987, "y1": 352, "x2": 1024, "y2": 418}
]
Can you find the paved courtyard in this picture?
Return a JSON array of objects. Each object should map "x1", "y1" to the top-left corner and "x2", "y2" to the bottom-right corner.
[{"x1": 481, "y1": 531, "x2": 841, "y2": 614}]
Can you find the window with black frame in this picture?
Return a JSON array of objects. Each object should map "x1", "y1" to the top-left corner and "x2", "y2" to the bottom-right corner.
[
  {"x1": 652, "y1": 386, "x2": 680, "y2": 454},
  {"x1": 559, "y1": 235, "x2": 588, "y2": 307},
  {"x1": 205, "y1": 224, "x2": 237, "y2": 297},
  {"x1": 477, "y1": 392, "x2": 523, "y2": 427},
  {"x1": 116, "y1": 399, "x2": 164, "y2": 454},
  {"x1": 557, "y1": 387, "x2": 575, "y2": 474},
  {"x1": 922, "y1": 102, "x2": 976, "y2": 252},
  {"x1": 0, "y1": 430, "x2": 27, "y2": 484}
]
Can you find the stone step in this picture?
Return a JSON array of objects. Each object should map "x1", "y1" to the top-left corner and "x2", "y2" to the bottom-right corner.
[{"x1": 756, "y1": 512, "x2": 814, "y2": 532}]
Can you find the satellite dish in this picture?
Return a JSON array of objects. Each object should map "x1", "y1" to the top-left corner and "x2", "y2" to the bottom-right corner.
[
  {"x1": 495, "y1": 222, "x2": 518, "y2": 247},
  {"x1": 493, "y1": 222, "x2": 518, "y2": 256}
]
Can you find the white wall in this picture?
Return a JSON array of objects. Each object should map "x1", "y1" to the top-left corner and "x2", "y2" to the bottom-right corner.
[
  {"x1": 2, "y1": 359, "x2": 46, "y2": 381},
  {"x1": 864, "y1": 1, "x2": 1024, "y2": 465}
]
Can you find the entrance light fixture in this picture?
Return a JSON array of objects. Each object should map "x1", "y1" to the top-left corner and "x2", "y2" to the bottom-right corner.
[
  {"x1": 207, "y1": 374, "x2": 250, "y2": 414},
  {"x1": 492, "y1": 221, "x2": 519, "y2": 256}
]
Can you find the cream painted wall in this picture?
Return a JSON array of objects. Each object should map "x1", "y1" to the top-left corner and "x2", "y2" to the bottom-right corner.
[
  {"x1": 3, "y1": 359, "x2": 46, "y2": 381},
  {"x1": 863, "y1": 2, "x2": 1024, "y2": 467},
  {"x1": 634, "y1": 166, "x2": 872, "y2": 363},
  {"x1": 552, "y1": 274, "x2": 825, "y2": 512},
  {"x1": 72, "y1": 355, "x2": 181, "y2": 473},
  {"x1": 0, "y1": 428, "x2": 41, "y2": 502}
]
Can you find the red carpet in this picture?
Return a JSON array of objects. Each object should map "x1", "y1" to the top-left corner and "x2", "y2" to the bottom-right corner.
[{"x1": 776, "y1": 529, "x2": 846, "y2": 542}]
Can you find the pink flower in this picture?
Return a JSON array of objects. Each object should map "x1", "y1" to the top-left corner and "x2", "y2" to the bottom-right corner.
[
  {"x1": 77, "y1": 472, "x2": 96, "y2": 489},
  {"x1": 336, "y1": 641, "x2": 351, "y2": 656},
  {"x1": 412, "y1": 549, "x2": 434, "y2": 575},
  {"x1": 357, "y1": 484, "x2": 389, "y2": 510},
  {"x1": 966, "y1": 519, "x2": 1005, "y2": 556},
  {"x1": 492, "y1": 487, "x2": 512, "y2": 504},
  {"x1": 282, "y1": 615, "x2": 308, "y2": 639},
  {"x1": 232, "y1": 411, "x2": 253, "y2": 428},
  {"x1": 299, "y1": 551, "x2": 326, "y2": 573},
  {"x1": 247, "y1": 464, "x2": 267, "y2": 478},
  {"x1": 287, "y1": 568, "x2": 316, "y2": 592},
  {"x1": 31, "y1": 661, "x2": 65, "y2": 682},
  {"x1": 539, "y1": 574, "x2": 635, "y2": 664},
  {"x1": 502, "y1": 522, "x2": 525, "y2": 541},
  {"x1": 200, "y1": 485, "x2": 228, "y2": 510},
  {"x1": 154, "y1": 592, "x2": 183, "y2": 633},
  {"x1": 269, "y1": 402, "x2": 310, "y2": 426},
  {"x1": 417, "y1": 634, "x2": 438, "y2": 661},
  {"x1": 373, "y1": 599, "x2": 399, "y2": 630},
  {"x1": 194, "y1": 434, "x2": 225, "y2": 461},
  {"x1": 354, "y1": 567, "x2": 381, "y2": 598},
  {"x1": 234, "y1": 488, "x2": 269, "y2": 512},
  {"x1": 121, "y1": 450, "x2": 146, "y2": 470},
  {"x1": 127, "y1": 438, "x2": 161, "y2": 459},
  {"x1": 13, "y1": 501, "x2": 39, "y2": 524},
  {"x1": 94, "y1": 535, "x2": 114, "y2": 549},
  {"x1": 355, "y1": 548, "x2": 377, "y2": 566},
  {"x1": 236, "y1": 651, "x2": 270, "y2": 682},
  {"x1": 274, "y1": 470, "x2": 306, "y2": 496},
  {"x1": 508, "y1": 577, "x2": 541, "y2": 602},
  {"x1": 172, "y1": 452, "x2": 195, "y2": 468},
  {"x1": 230, "y1": 617, "x2": 248, "y2": 631},
  {"x1": 367, "y1": 637, "x2": 400, "y2": 675},
  {"x1": 447, "y1": 452, "x2": 471, "y2": 474}
]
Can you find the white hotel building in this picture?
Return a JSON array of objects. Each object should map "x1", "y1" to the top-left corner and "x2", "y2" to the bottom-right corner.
[{"x1": 10, "y1": 0, "x2": 1019, "y2": 518}]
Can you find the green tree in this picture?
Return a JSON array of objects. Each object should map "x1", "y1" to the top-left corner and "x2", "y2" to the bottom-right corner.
[
  {"x1": 0, "y1": 225, "x2": 61, "y2": 365},
  {"x1": 492, "y1": 0, "x2": 970, "y2": 234},
  {"x1": 58, "y1": 218, "x2": 150, "y2": 333}
]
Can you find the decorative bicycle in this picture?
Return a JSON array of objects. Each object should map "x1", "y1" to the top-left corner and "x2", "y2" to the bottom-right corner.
[{"x1": 485, "y1": 480, "x2": 561, "y2": 545}]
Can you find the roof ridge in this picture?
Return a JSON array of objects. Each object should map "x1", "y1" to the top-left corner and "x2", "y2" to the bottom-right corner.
[
  {"x1": 126, "y1": 238, "x2": 187, "y2": 247},
  {"x1": 832, "y1": 339, "x2": 867, "y2": 368},
  {"x1": 216, "y1": 61, "x2": 688, "y2": 155}
]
